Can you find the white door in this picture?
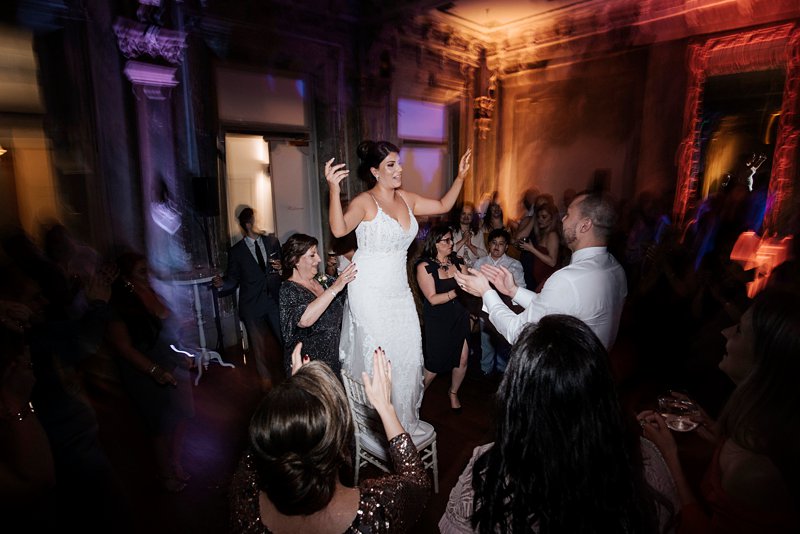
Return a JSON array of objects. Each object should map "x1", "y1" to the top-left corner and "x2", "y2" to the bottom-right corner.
[
  {"x1": 223, "y1": 133, "x2": 275, "y2": 244},
  {"x1": 268, "y1": 139, "x2": 322, "y2": 243}
]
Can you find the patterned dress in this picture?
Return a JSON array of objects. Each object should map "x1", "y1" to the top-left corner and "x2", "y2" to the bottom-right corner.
[
  {"x1": 229, "y1": 433, "x2": 431, "y2": 533},
  {"x1": 279, "y1": 278, "x2": 345, "y2": 377}
]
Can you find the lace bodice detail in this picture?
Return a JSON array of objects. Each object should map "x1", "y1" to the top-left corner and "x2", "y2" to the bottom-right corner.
[
  {"x1": 355, "y1": 194, "x2": 418, "y2": 254},
  {"x1": 340, "y1": 191, "x2": 424, "y2": 435}
]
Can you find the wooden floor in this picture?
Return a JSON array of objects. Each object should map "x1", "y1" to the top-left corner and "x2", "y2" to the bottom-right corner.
[
  {"x1": 84, "y1": 324, "x2": 716, "y2": 533},
  {"x1": 83, "y1": 331, "x2": 498, "y2": 533}
]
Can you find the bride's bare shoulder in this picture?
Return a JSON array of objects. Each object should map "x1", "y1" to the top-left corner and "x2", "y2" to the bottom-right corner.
[{"x1": 349, "y1": 192, "x2": 378, "y2": 220}]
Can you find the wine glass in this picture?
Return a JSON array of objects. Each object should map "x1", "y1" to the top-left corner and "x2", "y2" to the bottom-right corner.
[
  {"x1": 657, "y1": 395, "x2": 700, "y2": 432},
  {"x1": 268, "y1": 251, "x2": 281, "y2": 274}
]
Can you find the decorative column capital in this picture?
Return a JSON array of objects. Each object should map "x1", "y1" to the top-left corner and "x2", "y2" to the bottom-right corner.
[
  {"x1": 114, "y1": 17, "x2": 187, "y2": 65},
  {"x1": 124, "y1": 60, "x2": 178, "y2": 100}
]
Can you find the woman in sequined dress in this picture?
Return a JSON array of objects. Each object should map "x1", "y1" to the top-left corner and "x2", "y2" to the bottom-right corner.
[
  {"x1": 326, "y1": 140, "x2": 471, "y2": 436},
  {"x1": 229, "y1": 346, "x2": 431, "y2": 533},
  {"x1": 278, "y1": 233, "x2": 356, "y2": 378}
]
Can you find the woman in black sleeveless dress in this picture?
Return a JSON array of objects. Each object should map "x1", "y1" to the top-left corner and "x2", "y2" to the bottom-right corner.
[{"x1": 415, "y1": 224, "x2": 470, "y2": 411}]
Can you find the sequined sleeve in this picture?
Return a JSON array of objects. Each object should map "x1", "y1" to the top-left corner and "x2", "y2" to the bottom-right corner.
[
  {"x1": 438, "y1": 443, "x2": 493, "y2": 534},
  {"x1": 229, "y1": 452, "x2": 268, "y2": 534},
  {"x1": 354, "y1": 432, "x2": 432, "y2": 533},
  {"x1": 279, "y1": 282, "x2": 312, "y2": 356}
]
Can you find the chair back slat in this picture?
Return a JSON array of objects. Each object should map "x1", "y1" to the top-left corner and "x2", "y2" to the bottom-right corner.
[
  {"x1": 340, "y1": 369, "x2": 439, "y2": 493},
  {"x1": 341, "y1": 371, "x2": 383, "y2": 436}
]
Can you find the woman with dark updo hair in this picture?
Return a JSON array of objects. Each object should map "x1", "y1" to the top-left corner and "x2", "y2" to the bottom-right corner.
[
  {"x1": 230, "y1": 346, "x2": 430, "y2": 533},
  {"x1": 325, "y1": 140, "x2": 471, "y2": 437}
]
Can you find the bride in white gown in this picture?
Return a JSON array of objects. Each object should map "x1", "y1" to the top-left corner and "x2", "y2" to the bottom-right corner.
[{"x1": 327, "y1": 140, "x2": 471, "y2": 435}]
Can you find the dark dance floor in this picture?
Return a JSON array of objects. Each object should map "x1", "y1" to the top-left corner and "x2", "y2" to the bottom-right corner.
[
  {"x1": 87, "y1": 333, "x2": 499, "y2": 533},
  {"x1": 84, "y1": 321, "x2": 720, "y2": 533}
]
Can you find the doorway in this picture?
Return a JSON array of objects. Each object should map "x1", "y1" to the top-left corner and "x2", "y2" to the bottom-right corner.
[{"x1": 222, "y1": 132, "x2": 321, "y2": 245}]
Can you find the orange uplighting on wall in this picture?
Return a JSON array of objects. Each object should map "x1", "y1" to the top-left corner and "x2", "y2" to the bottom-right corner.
[
  {"x1": 730, "y1": 231, "x2": 792, "y2": 297},
  {"x1": 764, "y1": 112, "x2": 782, "y2": 144}
]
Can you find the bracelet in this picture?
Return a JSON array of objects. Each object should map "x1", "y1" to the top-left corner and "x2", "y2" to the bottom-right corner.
[
  {"x1": 147, "y1": 363, "x2": 159, "y2": 376},
  {"x1": 329, "y1": 288, "x2": 338, "y2": 298},
  {"x1": 1, "y1": 401, "x2": 35, "y2": 422}
]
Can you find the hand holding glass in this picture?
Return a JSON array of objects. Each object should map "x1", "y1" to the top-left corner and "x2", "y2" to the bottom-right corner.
[
  {"x1": 268, "y1": 252, "x2": 281, "y2": 273},
  {"x1": 657, "y1": 395, "x2": 700, "y2": 432}
]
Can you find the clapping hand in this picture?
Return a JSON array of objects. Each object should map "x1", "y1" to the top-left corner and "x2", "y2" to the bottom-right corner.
[
  {"x1": 480, "y1": 265, "x2": 518, "y2": 297},
  {"x1": 325, "y1": 158, "x2": 350, "y2": 189},
  {"x1": 457, "y1": 148, "x2": 472, "y2": 179},
  {"x1": 453, "y1": 267, "x2": 492, "y2": 297}
]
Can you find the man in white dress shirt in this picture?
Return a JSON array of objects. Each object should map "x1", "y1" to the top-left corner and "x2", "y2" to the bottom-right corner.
[
  {"x1": 472, "y1": 228, "x2": 526, "y2": 374},
  {"x1": 455, "y1": 190, "x2": 627, "y2": 351}
]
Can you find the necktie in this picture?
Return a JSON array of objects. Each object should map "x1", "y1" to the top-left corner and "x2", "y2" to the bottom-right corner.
[{"x1": 254, "y1": 239, "x2": 267, "y2": 273}]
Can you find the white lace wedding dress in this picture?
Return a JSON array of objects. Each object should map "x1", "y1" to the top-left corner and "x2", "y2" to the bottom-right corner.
[{"x1": 339, "y1": 193, "x2": 423, "y2": 436}]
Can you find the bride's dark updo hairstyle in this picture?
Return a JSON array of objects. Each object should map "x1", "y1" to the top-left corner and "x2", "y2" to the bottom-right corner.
[{"x1": 357, "y1": 140, "x2": 400, "y2": 184}]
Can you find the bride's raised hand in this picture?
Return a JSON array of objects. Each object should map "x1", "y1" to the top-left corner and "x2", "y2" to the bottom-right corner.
[
  {"x1": 325, "y1": 158, "x2": 349, "y2": 189},
  {"x1": 457, "y1": 148, "x2": 472, "y2": 179}
]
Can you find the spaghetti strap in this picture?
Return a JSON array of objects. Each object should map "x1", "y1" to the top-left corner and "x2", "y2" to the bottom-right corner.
[
  {"x1": 397, "y1": 192, "x2": 413, "y2": 215},
  {"x1": 368, "y1": 193, "x2": 381, "y2": 211}
]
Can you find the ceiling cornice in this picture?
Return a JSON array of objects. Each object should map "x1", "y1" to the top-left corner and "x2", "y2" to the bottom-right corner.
[{"x1": 413, "y1": 0, "x2": 800, "y2": 76}]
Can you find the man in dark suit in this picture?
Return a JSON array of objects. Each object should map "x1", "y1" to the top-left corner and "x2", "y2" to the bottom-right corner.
[{"x1": 213, "y1": 207, "x2": 282, "y2": 389}]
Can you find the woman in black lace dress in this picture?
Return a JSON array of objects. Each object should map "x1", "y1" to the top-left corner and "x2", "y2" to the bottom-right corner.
[
  {"x1": 416, "y1": 224, "x2": 470, "y2": 411},
  {"x1": 279, "y1": 233, "x2": 356, "y2": 377}
]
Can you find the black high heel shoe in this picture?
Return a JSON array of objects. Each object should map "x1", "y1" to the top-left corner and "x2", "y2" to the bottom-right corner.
[{"x1": 449, "y1": 390, "x2": 462, "y2": 413}]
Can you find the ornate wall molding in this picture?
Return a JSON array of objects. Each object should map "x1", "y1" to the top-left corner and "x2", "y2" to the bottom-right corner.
[
  {"x1": 765, "y1": 28, "x2": 800, "y2": 233},
  {"x1": 673, "y1": 22, "x2": 800, "y2": 234},
  {"x1": 673, "y1": 42, "x2": 708, "y2": 228},
  {"x1": 426, "y1": 0, "x2": 800, "y2": 80},
  {"x1": 114, "y1": 17, "x2": 187, "y2": 65},
  {"x1": 123, "y1": 61, "x2": 179, "y2": 100}
]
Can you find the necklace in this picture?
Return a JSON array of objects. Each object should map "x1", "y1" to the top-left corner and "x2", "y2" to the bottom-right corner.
[{"x1": 433, "y1": 257, "x2": 452, "y2": 271}]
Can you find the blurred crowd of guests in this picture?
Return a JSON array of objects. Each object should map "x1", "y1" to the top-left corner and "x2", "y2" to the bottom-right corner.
[
  {"x1": 3, "y1": 165, "x2": 799, "y2": 532},
  {"x1": 0, "y1": 221, "x2": 195, "y2": 531}
]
